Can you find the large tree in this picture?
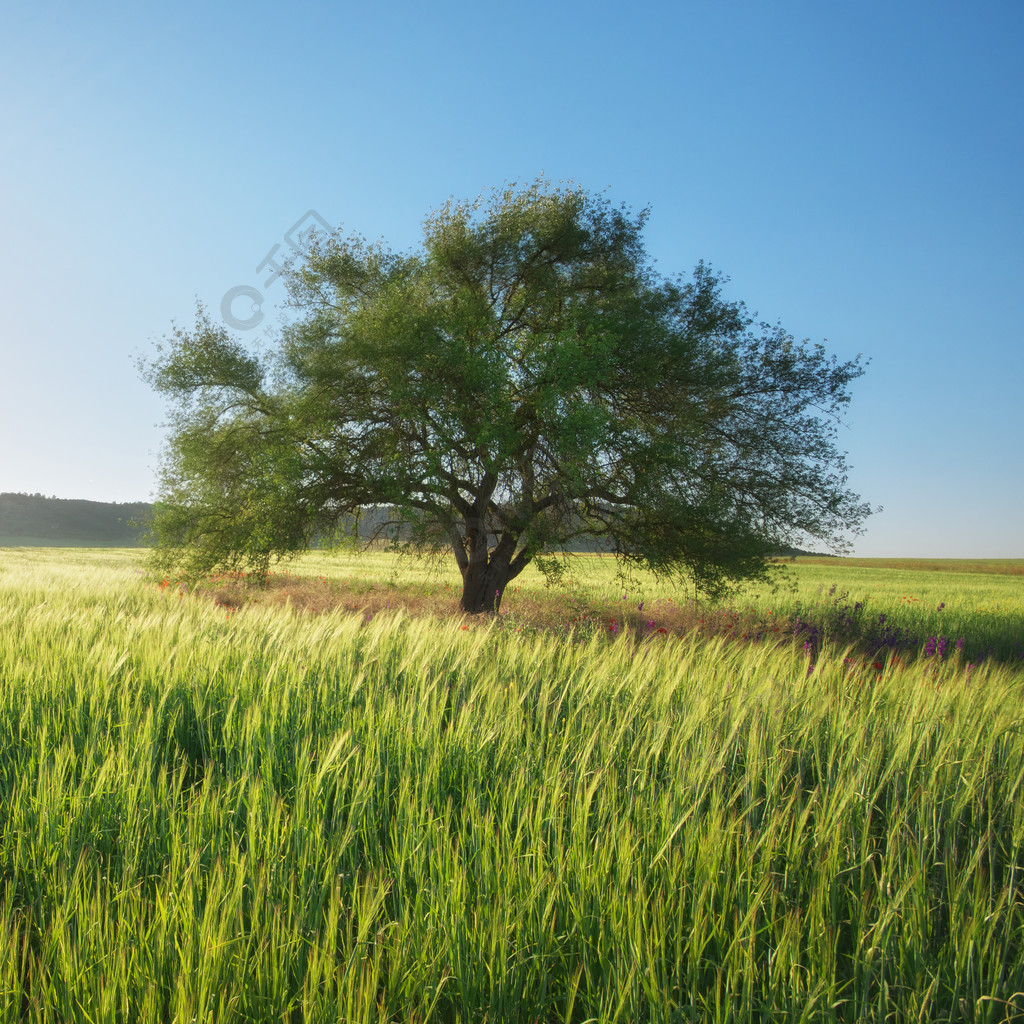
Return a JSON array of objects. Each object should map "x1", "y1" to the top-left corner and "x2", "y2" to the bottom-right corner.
[{"x1": 144, "y1": 180, "x2": 871, "y2": 612}]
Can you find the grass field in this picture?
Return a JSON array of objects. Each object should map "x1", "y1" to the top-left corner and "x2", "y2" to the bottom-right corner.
[{"x1": 1, "y1": 547, "x2": 1023, "y2": 1021}]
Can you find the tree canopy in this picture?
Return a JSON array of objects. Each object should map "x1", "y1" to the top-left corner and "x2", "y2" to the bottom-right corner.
[{"x1": 144, "y1": 180, "x2": 871, "y2": 612}]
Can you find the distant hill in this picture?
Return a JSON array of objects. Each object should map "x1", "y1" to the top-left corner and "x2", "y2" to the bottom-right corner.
[
  {"x1": 0, "y1": 493, "x2": 152, "y2": 547},
  {"x1": 0, "y1": 492, "x2": 839, "y2": 555},
  {"x1": 773, "y1": 546, "x2": 838, "y2": 559}
]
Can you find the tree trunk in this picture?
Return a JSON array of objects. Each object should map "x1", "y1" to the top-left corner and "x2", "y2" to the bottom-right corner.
[
  {"x1": 459, "y1": 561, "x2": 511, "y2": 613},
  {"x1": 455, "y1": 531, "x2": 530, "y2": 614}
]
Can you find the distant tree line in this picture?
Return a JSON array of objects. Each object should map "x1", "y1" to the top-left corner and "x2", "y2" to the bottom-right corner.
[
  {"x1": 0, "y1": 492, "x2": 835, "y2": 557},
  {"x1": 0, "y1": 493, "x2": 152, "y2": 546}
]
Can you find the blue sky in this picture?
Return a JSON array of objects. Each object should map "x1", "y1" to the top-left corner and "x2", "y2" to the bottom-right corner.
[{"x1": 1, "y1": 0, "x2": 1021, "y2": 556}]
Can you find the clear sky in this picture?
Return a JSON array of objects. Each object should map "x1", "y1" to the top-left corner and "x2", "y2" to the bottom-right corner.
[{"x1": 1, "y1": 0, "x2": 1021, "y2": 557}]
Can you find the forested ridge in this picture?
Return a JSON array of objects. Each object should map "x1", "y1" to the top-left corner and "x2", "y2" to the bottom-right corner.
[
  {"x1": 0, "y1": 493, "x2": 150, "y2": 546},
  {"x1": 0, "y1": 492, "x2": 830, "y2": 555}
]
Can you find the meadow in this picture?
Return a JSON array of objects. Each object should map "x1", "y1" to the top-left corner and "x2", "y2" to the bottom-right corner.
[{"x1": 0, "y1": 547, "x2": 1023, "y2": 1022}]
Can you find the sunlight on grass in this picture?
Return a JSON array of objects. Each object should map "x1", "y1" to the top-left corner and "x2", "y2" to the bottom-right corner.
[{"x1": 0, "y1": 547, "x2": 1022, "y2": 1020}]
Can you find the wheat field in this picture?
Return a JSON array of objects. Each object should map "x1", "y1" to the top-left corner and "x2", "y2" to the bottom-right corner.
[{"x1": 1, "y1": 548, "x2": 1022, "y2": 1022}]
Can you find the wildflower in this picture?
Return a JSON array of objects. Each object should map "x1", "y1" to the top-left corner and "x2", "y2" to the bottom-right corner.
[{"x1": 937, "y1": 602, "x2": 945, "y2": 612}]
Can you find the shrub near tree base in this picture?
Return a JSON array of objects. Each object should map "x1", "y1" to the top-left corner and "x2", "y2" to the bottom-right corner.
[{"x1": 143, "y1": 179, "x2": 872, "y2": 612}]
